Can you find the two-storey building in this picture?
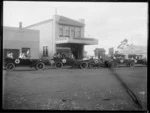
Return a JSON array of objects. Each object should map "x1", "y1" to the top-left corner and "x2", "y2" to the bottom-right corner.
[{"x1": 25, "y1": 15, "x2": 98, "y2": 59}]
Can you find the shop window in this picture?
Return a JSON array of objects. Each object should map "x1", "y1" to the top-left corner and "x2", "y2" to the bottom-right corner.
[
  {"x1": 22, "y1": 48, "x2": 31, "y2": 58},
  {"x1": 43, "y1": 46, "x2": 48, "y2": 57}
]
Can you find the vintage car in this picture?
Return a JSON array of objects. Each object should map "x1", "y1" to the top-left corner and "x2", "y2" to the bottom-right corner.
[
  {"x1": 88, "y1": 59, "x2": 108, "y2": 69},
  {"x1": 105, "y1": 54, "x2": 135, "y2": 68},
  {"x1": 52, "y1": 54, "x2": 89, "y2": 69},
  {"x1": 128, "y1": 54, "x2": 147, "y2": 66},
  {"x1": 134, "y1": 58, "x2": 147, "y2": 66},
  {"x1": 106, "y1": 58, "x2": 134, "y2": 68},
  {"x1": 3, "y1": 57, "x2": 45, "y2": 71}
]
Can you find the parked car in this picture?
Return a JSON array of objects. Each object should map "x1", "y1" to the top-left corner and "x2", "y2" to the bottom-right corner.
[
  {"x1": 52, "y1": 54, "x2": 89, "y2": 69},
  {"x1": 88, "y1": 59, "x2": 108, "y2": 69},
  {"x1": 3, "y1": 57, "x2": 45, "y2": 71}
]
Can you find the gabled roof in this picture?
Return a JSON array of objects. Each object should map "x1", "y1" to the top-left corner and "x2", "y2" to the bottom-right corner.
[
  {"x1": 58, "y1": 15, "x2": 84, "y2": 27},
  {"x1": 24, "y1": 19, "x2": 52, "y2": 28}
]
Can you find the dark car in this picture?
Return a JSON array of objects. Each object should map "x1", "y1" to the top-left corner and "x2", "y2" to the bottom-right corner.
[
  {"x1": 88, "y1": 59, "x2": 108, "y2": 69},
  {"x1": 134, "y1": 58, "x2": 147, "y2": 66},
  {"x1": 3, "y1": 57, "x2": 45, "y2": 71},
  {"x1": 52, "y1": 54, "x2": 89, "y2": 69}
]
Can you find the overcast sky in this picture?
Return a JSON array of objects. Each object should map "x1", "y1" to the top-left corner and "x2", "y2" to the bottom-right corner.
[{"x1": 3, "y1": 1, "x2": 148, "y2": 55}]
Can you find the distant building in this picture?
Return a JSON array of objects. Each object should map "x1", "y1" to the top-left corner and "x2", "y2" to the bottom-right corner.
[
  {"x1": 83, "y1": 51, "x2": 88, "y2": 58},
  {"x1": 94, "y1": 48, "x2": 106, "y2": 59},
  {"x1": 117, "y1": 44, "x2": 147, "y2": 59},
  {"x1": 109, "y1": 47, "x2": 114, "y2": 56}
]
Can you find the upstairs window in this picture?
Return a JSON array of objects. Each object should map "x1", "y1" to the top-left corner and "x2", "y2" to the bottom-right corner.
[
  {"x1": 71, "y1": 27, "x2": 75, "y2": 38},
  {"x1": 43, "y1": 46, "x2": 48, "y2": 57},
  {"x1": 75, "y1": 27, "x2": 81, "y2": 38},
  {"x1": 65, "y1": 26, "x2": 70, "y2": 37},
  {"x1": 59, "y1": 25, "x2": 63, "y2": 36}
]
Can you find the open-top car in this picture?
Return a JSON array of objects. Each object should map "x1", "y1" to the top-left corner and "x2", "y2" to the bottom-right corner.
[
  {"x1": 88, "y1": 59, "x2": 108, "y2": 69},
  {"x1": 52, "y1": 54, "x2": 89, "y2": 69},
  {"x1": 105, "y1": 54, "x2": 135, "y2": 68},
  {"x1": 4, "y1": 57, "x2": 45, "y2": 71}
]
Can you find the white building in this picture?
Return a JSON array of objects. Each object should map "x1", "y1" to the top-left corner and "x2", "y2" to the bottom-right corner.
[{"x1": 25, "y1": 15, "x2": 98, "y2": 59}]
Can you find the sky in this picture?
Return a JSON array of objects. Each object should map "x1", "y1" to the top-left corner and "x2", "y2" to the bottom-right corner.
[{"x1": 3, "y1": 1, "x2": 148, "y2": 55}]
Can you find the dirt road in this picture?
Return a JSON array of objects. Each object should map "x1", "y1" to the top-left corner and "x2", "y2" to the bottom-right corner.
[{"x1": 3, "y1": 66, "x2": 147, "y2": 110}]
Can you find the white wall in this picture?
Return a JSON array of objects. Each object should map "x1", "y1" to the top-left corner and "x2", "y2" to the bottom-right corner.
[
  {"x1": 3, "y1": 27, "x2": 40, "y2": 59},
  {"x1": 26, "y1": 20, "x2": 55, "y2": 58}
]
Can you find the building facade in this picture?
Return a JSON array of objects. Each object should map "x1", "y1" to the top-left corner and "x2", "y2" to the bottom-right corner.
[
  {"x1": 117, "y1": 44, "x2": 147, "y2": 59},
  {"x1": 3, "y1": 26, "x2": 40, "y2": 59},
  {"x1": 25, "y1": 15, "x2": 98, "y2": 59},
  {"x1": 3, "y1": 15, "x2": 98, "y2": 60}
]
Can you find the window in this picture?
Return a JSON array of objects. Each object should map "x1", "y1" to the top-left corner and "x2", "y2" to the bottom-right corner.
[
  {"x1": 22, "y1": 48, "x2": 31, "y2": 58},
  {"x1": 59, "y1": 25, "x2": 63, "y2": 36},
  {"x1": 65, "y1": 26, "x2": 70, "y2": 37},
  {"x1": 75, "y1": 27, "x2": 81, "y2": 38},
  {"x1": 71, "y1": 27, "x2": 75, "y2": 38},
  {"x1": 43, "y1": 46, "x2": 48, "y2": 57}
]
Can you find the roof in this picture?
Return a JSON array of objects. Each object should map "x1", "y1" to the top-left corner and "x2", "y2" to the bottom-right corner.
[
  {"x1": 24, "y1": 19, "x2": 52, "y2": 28},
  {"x1": 94, "y1": 48, "x2": 106, "y2": 52},
  {"x1": 58, "y1": 15, "x2": 84, "y2": 27},
  {"x1": 3, "y1": 26, "x2": 39, "y2": 32},
  {"x1": 118, "y1": 44, "x2": 147, "y2": 54}
]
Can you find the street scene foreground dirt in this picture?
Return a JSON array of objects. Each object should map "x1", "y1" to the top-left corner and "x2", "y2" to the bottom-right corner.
[{"x1": 3, "y1": 66, "x2": 147, "y2": 110}]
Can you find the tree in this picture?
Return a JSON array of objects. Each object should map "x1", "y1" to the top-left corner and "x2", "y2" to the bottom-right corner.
[{"x1": 117, "y1": 39, "x2": 129, "y2": 49}]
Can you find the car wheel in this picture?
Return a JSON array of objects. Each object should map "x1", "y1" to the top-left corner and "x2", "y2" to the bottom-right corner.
[
  {"x1": 129, "y1": 62, "x2": 135, "y2": 67},
  {"x1": 89, "y1": 62, "x2": 95, "y2": 69},
  {"x1": 36, "y1": 62, "x2": 45, "y2": 70},
  {"x1": 80, "y1": 62, "x2": 88, "y2": 69},
  {"x1": 55, "y1": 61, "x2": 63, "y2": 68},
  {"x1": 6, "y1": 63, "x2": 15, "y2": 71},
  {"x1": 114, "y1": 62, "x2": 118, "y2": 68}
]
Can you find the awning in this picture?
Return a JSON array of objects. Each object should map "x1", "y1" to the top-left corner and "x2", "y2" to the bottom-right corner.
[{"x1": 56, "y1": 37, "x2": 98, "y2": 45}]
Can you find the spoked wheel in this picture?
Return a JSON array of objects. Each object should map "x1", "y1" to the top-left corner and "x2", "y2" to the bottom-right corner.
[
  {"x1": 89, "y1": 62, "x2": 96, "y2": 69},
  {"x1": 55, "y1": 62, "x2": 63, "y2": 68},
  {"x1": 36, "y1": 62, "x2": 45, "y2": 70},
  {"x1": 129, "y1": 62, "x2": 135, "y2": 67},
  {"x1": 80, "y1": 62, "x2": 88, "y2": 69},
  {"x1": 6, "y1": 63, "x2": 15, "y2": 71}
]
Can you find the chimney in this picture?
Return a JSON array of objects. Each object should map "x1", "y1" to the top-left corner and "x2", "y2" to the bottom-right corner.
[
  {"x1": 79, "y1": 19, "x2": 85, "y2": 24},
  {"x1": 19, "y1": 22, "x2": 22, "y2": 28}
]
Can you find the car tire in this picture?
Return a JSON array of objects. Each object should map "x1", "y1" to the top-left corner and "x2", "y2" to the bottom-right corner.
[
  {"x1": 80, "y1": 62, "x2": 88, "y2": 69},
  {"x1": 89, "y1": 62, "x2": 95, "y2": 69},
  {"x1": 113, "y1": 62, "x2": 118, "y2": 68},
  {"x1": 36, "y1": 62, "x2": 45, "y2": 70},
  {"x1": 6, "y1": 63, "x2": 15, "y2": 71},
  {"x1": 129, "y1": 62, "x2": 135, "y2": 67},
  {"x1": 55, "y1": 61, "x2": 63, "y2": 68}
]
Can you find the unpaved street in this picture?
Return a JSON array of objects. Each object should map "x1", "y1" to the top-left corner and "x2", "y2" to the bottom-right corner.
[{"x1": 3, "y1": 66, "x2": 147, "y2": 110}]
